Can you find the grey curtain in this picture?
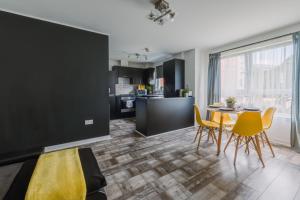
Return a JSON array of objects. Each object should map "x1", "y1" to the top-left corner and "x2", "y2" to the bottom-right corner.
[
  {"x1": 207, "y1": 53, "x2": 221, "y2": 105},
  {"x1": 291, "y1": 32, "x2": 300, "y2": 151},
  {"x1": 207, "y1": 53, "x2": 221, "y2": 119}
]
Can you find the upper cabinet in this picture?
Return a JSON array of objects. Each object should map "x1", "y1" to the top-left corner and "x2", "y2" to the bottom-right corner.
[
  {"x1": 143, "y1": 68, "x2": 155, "y2": 85},
  {"x1": 112, "y1": 66, "x2": 155, "y2": 85},
  {"x1": 156, "y1": 65, "x2": 163, "y2": 78},
  {"x1": 163, "y1": 59, "x2": 185, "y2": 97}
]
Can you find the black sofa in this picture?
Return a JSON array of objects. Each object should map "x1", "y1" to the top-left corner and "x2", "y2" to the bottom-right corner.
[{"x1": 4, "y1": 148, "x2": 107, "y2": 200}]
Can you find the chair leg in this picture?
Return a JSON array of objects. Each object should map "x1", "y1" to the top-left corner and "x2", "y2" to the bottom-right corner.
[
  {"x1": 234, "y1": 136, "x2": 241, "y2": 166},
  {"x1": 207, "y1": 129, "x2": 211, "y2": 142},
  {"x1": 224, "y1": 133, "x2": 234, "y2": 153},
  {"x1": 211, "y1": 129, "x2": 218, "y2": 144},
  {"x1": 260, "y1": 133, "x2": 265, "y2": 147},
  {"x1": 210, "y1": 130, "x2": 214, "y2": 144},
  {"x1": 193, "y1": 126, "x2": 201, "y2": 143},
  {"x1": 245, "y1": 137, "x2": 250, "y2": 155},
  {"x1": 251, "y1": 136, "x2": 265, "y2": 168},
  {"x1": 199, "y1": 127, "x2": 204, "y2": 142},
  {"x1": 263, "y1": 131, "x2": 275, "y2": 157},
  {"x1": 197, "y1": 127, "x2": 204, "y2": 150}
]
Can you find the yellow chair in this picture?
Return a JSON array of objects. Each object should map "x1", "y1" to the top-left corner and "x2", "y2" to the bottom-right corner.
[
  {"x1": 261, "y1": 107, "x2": 276, "y2": 157},
  {"x1": 211, "y1": 111, "x2": 236, "y2": 127},
  {"x1": 224, "y1": 112, "x2": 265, "y2": 167},
  {"x1": 194, "y1": 105, "x2": 219, "y2": 149}
]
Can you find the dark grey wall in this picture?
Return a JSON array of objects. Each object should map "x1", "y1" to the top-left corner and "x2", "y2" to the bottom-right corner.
[{"x1": 0, "y1": 11, "x2": 109, "y2": 162}]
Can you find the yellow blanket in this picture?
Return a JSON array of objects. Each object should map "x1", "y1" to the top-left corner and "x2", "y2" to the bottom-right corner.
[{"x1": 25, "y1": 148, "x2": 86, "y2": 200}]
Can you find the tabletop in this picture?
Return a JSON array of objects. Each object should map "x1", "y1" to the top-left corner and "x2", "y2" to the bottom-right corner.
[{"x1": 207, "y1": 106, "x2": 261, "y2": 114}]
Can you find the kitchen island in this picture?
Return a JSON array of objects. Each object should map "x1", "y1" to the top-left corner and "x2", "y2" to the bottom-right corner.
[{"x1": 136, "y1": 97, "x2": 194, "y2": 136}]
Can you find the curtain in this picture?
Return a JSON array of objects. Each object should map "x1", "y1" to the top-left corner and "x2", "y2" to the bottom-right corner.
[
  {"x1": 207, "y1": 53, "x2": 221, "y2": 119},
  {"x1": 207, "y1": 53, "x2": 221, "y2": 106},
  {"x1": 221, "y1": 37, "x2": 293, "y2": 145},
  {"x1": 291, "y1": 32, "x2": 300, "y2": 151}
]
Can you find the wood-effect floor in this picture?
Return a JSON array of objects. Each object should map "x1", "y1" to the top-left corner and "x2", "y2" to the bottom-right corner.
[
  {"x1": 1, "y1": 118, "x2": 300, "y2": 200},
  {"x1": 87, "y1": 119, "x2": 300, "y2": 200}
]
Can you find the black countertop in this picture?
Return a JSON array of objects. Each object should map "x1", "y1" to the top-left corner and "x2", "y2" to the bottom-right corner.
[{"x1": 136, "y1": 96, "x2": 193, "y2": 100}]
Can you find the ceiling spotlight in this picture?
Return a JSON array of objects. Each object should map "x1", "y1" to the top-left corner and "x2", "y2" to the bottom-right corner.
[
  {"x1": 135, "y1": 53, "x2": 140, "y2": 59},
  {"x1": 148, "y1": 11, "x2": 155, "y2": 20},
  {"x1": 169, "y1": 12, "x2": 175, "y2": 22},
  {"x1": 148, "y1": 0, "x2": 176, "y2": 25},
  {"x1": 159, "y1": 18, "x2": 164, "y2": 25},
  {"x1": 144, "y1": 48, "x2": 150, "y2": 53}
]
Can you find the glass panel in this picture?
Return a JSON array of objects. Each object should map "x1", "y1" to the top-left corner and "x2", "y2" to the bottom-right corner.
[{"x1": 221, "y1": 42, "x2": 293, "y2": 117}]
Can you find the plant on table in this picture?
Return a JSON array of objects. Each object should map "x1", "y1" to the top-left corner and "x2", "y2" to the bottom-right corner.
[{"x1": 226, "y1": 97, "x2": 237, "y2": 108}]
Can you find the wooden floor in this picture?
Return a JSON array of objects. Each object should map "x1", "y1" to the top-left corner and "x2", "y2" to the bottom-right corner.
[
  {"x1": 1, "y1": 118, "x2": 300, "y2": 200},
  {"x1": 89, "y1": 119, "x2": 300, "y2": 200}
]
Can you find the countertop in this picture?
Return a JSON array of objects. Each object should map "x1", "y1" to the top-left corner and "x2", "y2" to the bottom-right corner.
[{"x1": 136, "y1": 96, "x2": 194, "y2": 101}]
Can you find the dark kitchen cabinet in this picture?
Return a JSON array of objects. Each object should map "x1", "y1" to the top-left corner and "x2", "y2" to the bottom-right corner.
[
  {"x1": 116, "y1": 66, "x2": 129, "y2": 78},
  {"x1": 109, "y1": 96, "x2": 117, "y2": 120},
  {"x1": 143, "y1": 68, "x2": 155, "y2": 85},
  {"x1": 163, "y1": 59, "x2": 185, "y2": 97},
  {"x1": 109, "y1": 70, "x2": 117, "y2": 95},
  {"x1": 156, "y1": 65, "x2": 163, "y2": 78},
  {"x1": 112, "y1": 66, "x2": 146, "y2": 84},
  {"x1": 132, "y1": 68, "x2": 144, "y2": 84}
]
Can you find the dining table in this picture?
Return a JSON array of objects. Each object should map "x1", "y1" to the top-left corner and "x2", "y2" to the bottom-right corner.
[{"x1": 206, "y1": 106, "x2": 261, "y2": 156}]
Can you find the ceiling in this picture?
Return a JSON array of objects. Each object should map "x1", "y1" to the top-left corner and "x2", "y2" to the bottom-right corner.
[{"x1": 1, "y1": 0, "x2": 300, "y2": 62}]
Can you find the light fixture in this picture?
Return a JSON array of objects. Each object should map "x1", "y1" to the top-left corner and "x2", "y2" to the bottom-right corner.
[
  {"x1": 148, "y1": 0, "x2": 176, "y2": 25},
  {"x1": 127, "y1": 53, "x2": 148, "y2": 61},
  {"x1": 123, "y1": 48, "x2": 150, "y2": 61}
]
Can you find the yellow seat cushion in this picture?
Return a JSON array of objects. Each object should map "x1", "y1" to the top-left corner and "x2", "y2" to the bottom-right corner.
[{"x1": 202, "y1": 120, "x2": 219, "y2": 128}]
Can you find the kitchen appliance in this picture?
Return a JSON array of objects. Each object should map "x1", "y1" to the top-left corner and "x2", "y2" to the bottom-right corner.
[
  {"x1": 136, "y1": 89, "x2": 147, "y2": 96},
  {"x1": 120, "y1": 96, "x2": 136, "y2": 113}
]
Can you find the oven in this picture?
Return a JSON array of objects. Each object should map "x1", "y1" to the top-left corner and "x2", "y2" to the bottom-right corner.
[{"x1": 120, "y1": 96, "x2": 136, "y2": 113}]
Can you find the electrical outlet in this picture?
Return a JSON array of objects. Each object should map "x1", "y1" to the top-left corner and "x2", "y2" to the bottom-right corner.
[{"x1": 85, "y1": 119, "x2": 93, "y2": 125}]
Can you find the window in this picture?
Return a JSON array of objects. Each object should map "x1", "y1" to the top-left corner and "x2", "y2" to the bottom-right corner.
[{"x1": 220, "y1": 37, "x2": 293, "y2": 117}]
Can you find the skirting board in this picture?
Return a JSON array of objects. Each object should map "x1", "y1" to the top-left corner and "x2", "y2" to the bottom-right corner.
[{"x1": 44, "y1": 135, "x2": 112, "y2": 153}]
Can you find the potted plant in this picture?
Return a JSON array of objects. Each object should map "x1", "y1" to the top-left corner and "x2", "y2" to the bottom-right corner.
[
  {"x1": 226, "y1": 97, "x2": 236, "y2": 108},
  {"x1": 182, "y1": 88, "x2": 189, "y2": 97}
]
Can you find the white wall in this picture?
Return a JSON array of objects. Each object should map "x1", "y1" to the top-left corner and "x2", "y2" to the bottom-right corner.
[
  {"x1": 195, "y1": 49, "x2": 209, "y2": 118},
  {"x1": 109, "y1": 59, "x2": 120, "y2": 70},
  {"x1": 183, "y1": 50, "x2": 196, "y2": 95}
]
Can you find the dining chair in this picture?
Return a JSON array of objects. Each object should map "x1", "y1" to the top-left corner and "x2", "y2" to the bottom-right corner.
[
  {"x1": 194, "y1": 105, "x2": 219, "y2": 149},
  {"x1": 261, "y1": 107, "x2": 276, "y2": 157},
  {"x1": 211, "y1": 111, "x2": 236, "y2": 127},
  {"x1": 223, "y1": 112, "x2": 265, "y2": 167}
]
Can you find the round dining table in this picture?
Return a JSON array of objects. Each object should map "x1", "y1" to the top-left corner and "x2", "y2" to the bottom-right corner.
[{"x1": 206, "y1": 106, "x2": 261, "y2": 156}]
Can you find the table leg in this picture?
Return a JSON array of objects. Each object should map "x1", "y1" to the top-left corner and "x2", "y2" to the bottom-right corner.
[{"x1": 217, "y1": 113, "x2": 224, "y2": 156}]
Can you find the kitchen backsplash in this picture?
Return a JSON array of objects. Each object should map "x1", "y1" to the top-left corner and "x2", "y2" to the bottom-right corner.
[{"x1": 115, "y1": 84, "x2": 135, "y2": 95}]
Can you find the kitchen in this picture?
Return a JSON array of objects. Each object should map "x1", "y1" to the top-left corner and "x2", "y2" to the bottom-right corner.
[{"x1": 109, "y1": 58, "x2": 195, "y2": 137}]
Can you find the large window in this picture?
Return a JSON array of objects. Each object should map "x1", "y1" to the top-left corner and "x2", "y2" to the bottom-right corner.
[{"x1": 220, "y1": 37, "x2": 293, "y2": 117}]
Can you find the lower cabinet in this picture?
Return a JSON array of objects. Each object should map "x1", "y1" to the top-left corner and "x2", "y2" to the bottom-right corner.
[{"x1": 109, "y1": 96, "x2": 117, "y2": 120}]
